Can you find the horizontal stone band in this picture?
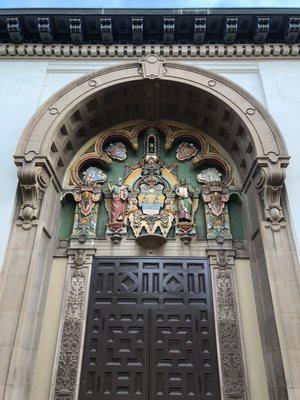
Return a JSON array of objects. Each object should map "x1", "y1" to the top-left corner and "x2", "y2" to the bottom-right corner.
[{"x1": 1, "y1": 43, "x2": 300, "y2": 58}]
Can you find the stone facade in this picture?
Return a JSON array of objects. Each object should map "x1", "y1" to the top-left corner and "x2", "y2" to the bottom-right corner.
[{"x1": 0, "y1": 49, "x2": 299, "y2": 400}]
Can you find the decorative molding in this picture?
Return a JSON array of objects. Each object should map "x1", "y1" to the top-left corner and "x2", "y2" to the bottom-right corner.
[
  {"x1": 254, "y1": 164, "x2": 286, "y2": 230},
  {"x1": 254, "y1": 17, "x2": 270, "y2": 44},
  {"x1": 53, "y1": 245, "x2": 95, "y2": 400},
  {"x1": 16, "y1": 165, "x2": 49, "y2": 230},
  {"x1": 37, "y1": 17, "x2": 53, "y2": 43},
  {"x1": 132, "y1": 17, "x2": 143, "y2": 44},
  {"x1": 69, "y1": 18, "x2": 83, "y2": 45},
  {"x1": 215, "y1": 268, "x2": 247, "y2": 399},
  {"x1": 224, "y1": 17, "x2": 238, "y2": 44},
  {"x1": 194, "y1": 17, "x2": 206, "y2": 43},
  {"x1": 1, "y1": 42, "x2": 300, "y2": 59},
  {"x1": 54, "y1": 270, "x2": 85, "y2": 400},
  {"x1": 100, "y1": 17, "x2": 113, "y2": 44},
  {"x1": 6, "y1": 17, "x2": 23, "y2": 43},
  {"x1": 208, "y1": 249, "x2": 248, "y2": 400}
]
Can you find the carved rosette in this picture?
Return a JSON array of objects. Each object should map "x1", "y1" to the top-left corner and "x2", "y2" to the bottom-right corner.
[
  {"x1": 16, "y1": 165, "x2": 49, "y2": 229},
  {"x1": 254, "y1": 164, "x2": 286, "y2": 231},
  {"x1": 53, "y1": 246, "x2": 95, "y2": 400},
  {"x1": 208, "y1": 250, "x2": 247, "y2": 400}
]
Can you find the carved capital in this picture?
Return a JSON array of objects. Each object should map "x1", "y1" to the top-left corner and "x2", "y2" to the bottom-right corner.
[
  {"x1": 67, "y1": 246, "x2": 96, "y2": 268},
  {"x1": 254, "y1": 164, "x2": 286, "y2": 230},
  {"x1": 207, "y1": 249, "x2": 235, "y2": 269},
  {"x1": 138, "y1": 54, "x2": 167, "y2": 79},
  {"x1": 16, "y1": 165, "x2": 49, "y2": 229}
]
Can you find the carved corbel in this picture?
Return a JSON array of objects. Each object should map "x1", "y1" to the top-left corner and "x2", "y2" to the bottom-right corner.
[
  {"x1": 254, "y1": 164, "x2": 286, "y2": 230},
  {"x1": 16, "y1": 165, "x2": 49, "y2": 230}
]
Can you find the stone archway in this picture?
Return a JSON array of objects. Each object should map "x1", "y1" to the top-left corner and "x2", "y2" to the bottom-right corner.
[{"x1": 0, "y1": 56, "x2": 298, "y2": 400}]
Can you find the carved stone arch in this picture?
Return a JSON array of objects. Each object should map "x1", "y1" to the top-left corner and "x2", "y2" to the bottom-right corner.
[
  {"x1": 15, "y1": 58, "x2": 288, "y2": 182},
  {"x1": 1, "y1": 56, "x2": 298, "y2": 400}
]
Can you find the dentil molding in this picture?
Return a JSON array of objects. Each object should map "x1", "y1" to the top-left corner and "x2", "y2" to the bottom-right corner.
[{"x1": 1, "y1": 43, "x2": 300, "y2": 59}]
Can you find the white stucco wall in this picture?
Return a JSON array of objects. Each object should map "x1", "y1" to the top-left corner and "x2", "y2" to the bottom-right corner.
[{"x1": 0, "y1": 58, "x2": 299, "y2": 265}]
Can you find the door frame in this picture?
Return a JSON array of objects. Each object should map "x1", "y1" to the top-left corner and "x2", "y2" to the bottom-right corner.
[{"x1": 50, "y1": 242, "x2": 248, "y2": 400}]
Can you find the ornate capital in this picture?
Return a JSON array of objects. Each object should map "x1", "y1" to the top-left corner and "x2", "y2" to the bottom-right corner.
[
  {"x1": 138, "y1": 54, "x2": 167, "y2": 79},
  {"x1": 254, "y1": 163, "x2": 286, "y2": 230},
  {"x1": 16, "y1": 165, "x2": 49, "y2": 229}
]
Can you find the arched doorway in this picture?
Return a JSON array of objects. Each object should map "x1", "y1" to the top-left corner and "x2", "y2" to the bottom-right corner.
[{"x1": 1, "y1": 56, "x2": 297, "y2": 400}]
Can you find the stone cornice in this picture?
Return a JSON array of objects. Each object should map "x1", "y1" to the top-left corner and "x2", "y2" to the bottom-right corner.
[{"x1": 1, "y1": 42, "x2": 300, "y2": 59}]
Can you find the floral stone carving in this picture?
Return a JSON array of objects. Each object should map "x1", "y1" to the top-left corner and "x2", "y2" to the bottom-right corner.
[
  {"x1": 54, "y1": 270, "x2": 86, "y2": 400},
  {"x1": 216, "y1": 268, "x2": 246, "y2": 398}
]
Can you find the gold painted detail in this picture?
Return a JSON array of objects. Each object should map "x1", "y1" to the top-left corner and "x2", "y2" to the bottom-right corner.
[{"x1": 66, "y1": 121, "x2": 236, "y2": 243}]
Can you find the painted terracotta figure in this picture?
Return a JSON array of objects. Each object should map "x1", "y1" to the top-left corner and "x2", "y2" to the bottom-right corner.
[
  {"x1": 176, "y1": 179, "x2": 194, "y2": 222},
  {"x1": 108, "y1": 178, "x2": 129, "y2": 222}
]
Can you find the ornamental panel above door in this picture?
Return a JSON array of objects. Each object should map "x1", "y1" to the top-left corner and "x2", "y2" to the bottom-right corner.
[{"x1": 79, "y1": 258, "x2": 220, "y2": 400}]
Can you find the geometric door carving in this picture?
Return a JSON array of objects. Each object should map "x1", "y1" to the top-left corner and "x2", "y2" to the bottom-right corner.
[{"x1": 79, "y1": 258, "x2": 220, "y2": 400}]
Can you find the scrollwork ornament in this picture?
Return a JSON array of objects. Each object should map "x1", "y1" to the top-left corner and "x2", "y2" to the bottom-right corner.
[
  {"x1": 54, "y1": 270, "x2": 86, "y2": 400},
  {"x1": 216, "y1": 269, "x2": 247, "y2": 398},
  {"x1": 16, "y1": 165, "x2": 49, "y2": 230},
  {"x1": 255, "y1": 164, "x2": 286, "y2": 231}
]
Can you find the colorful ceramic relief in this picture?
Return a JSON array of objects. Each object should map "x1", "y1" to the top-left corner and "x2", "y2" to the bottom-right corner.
[
  {"x1": 83, "y1": 167, "x2": 107, "y2": 185},
  {"x1": 197, "y1": 167, "x2": 222, "y2": 185},
  {"x1": 176, "y1": 142, "x2": 198, "y2": 161},
  {"x1": 106, "y1": 142, "x2": 127, "y2": 161},
  {"x1": 71, "y1": 188, "x2": 101, "y2": 238},
  {"x1": 199, "y1": 168, "x2": 232, "y2": 239}
]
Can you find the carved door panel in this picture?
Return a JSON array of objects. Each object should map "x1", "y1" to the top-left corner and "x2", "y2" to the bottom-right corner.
[
  {"x1": 79, "y1": 258, "x2": 220, "y2": 400},
  {"x1": 150, "y1": 309, "x2": 218, "y2": 399},
  {"x1": 80, "y1": 308, "x2": 149, "y2": 399}
]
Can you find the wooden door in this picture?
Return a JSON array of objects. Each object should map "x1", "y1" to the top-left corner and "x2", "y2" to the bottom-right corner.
[{"x1": 79, "y1": 258, "x2": 220, "y2": 399}]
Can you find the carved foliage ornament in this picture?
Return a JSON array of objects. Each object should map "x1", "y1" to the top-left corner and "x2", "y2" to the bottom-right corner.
[
  {"x1": 255, "y1": 164, "x2": 285, "y2": 230},
  {"x1": 54, "y1": 270, "x2": 86, "y2": 400},
  {"x1": 216, "y1": 269, "x2": 246, "y2": 397},
  {"x1": 16, "y1": 165, "x2": 49, "y2": 230}
]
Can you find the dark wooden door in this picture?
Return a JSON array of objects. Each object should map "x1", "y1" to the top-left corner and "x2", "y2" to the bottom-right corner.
[{"x1": 79, "y1": 258, "x2": 220, "y2": 400}]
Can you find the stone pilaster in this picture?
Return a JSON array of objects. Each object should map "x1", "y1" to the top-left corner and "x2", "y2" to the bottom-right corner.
[
  {"x1": 51, "y1": 242, "x2": 96, "y2": 400},
  {"x1": 207, "y1": 249, "x2": 248, "y2": 400}
]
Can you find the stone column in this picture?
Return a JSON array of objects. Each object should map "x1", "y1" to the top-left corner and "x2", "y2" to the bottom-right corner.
[
  {"x1": 207, "y1": 248, "x2": 248, "y2": 400},
  {"x1": 0, "y1": 161, "x2": 61, "y2": 400},
  {"x1": 51, "y1": 241, "x2": 96, "y2": 400}
]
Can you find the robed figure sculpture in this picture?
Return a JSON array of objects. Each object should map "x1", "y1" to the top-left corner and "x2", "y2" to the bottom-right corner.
[{"x1": 108, "y1": 177, "x2": 129, "y2": 222}]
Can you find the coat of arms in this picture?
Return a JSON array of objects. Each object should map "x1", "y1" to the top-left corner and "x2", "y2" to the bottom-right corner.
[
  {"x1": 138, "y1": 176, "x2": 165, "y2": 216},
  {"x1": 176, "y1": 142, "x2": 198, "y2": 161},
  {"x1": 82, "y1": 167, "x2": 107, "y2": 185},
  {"x1": 106, "y1": 142, "x2": 127, "y2": 161}
]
